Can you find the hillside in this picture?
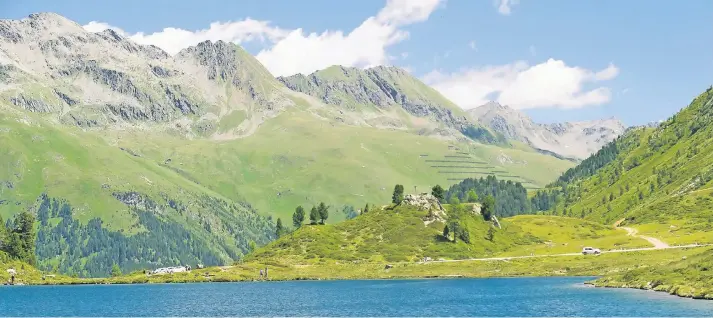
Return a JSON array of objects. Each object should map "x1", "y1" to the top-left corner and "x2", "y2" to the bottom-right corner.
[
  {"x1": 247, "y1": 195, "x2": 647, "y2": 264},
  {"x1": 593, "y1": 247, "x2": 713, "y2": 299},
  {"x1": 0, "y1": 112, "x2": 275, "y2": 277},
  {"x1": 541, "y1": 87, "x2": 713, "y2": 242},
  {"x1": 468, "y1": 102, "x2": 625, "y2": 160},
  {"x1": 0, "y1": 13, "x2": 575, "y2": 277}
]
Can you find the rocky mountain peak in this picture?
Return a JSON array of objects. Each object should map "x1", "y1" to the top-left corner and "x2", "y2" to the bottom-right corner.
[
  {"x1": 469, "y1": 101, "x2": 625, "y2": 160},
  {"x1": 0, "y1": 12, "x2": 86, "y2": 42},
  {"x1": 0, "y1": 13, "x2": 294, "y2": 138},
  {"x1": 278, "y1": 64, "x2": 471, "y2": 136}
]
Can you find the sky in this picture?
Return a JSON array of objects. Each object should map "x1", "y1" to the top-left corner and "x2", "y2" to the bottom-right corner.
[{"x1": 1, "y1": 0, "x2": 711, "y2": 126}]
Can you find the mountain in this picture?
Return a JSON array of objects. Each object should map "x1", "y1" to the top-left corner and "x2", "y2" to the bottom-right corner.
[
  {"x1": 0, "y1": 13, "x2": 575, "y2": 277},
  {"x1": 468, "y1": 102, "x2": 625, "y2": 160},
  {"x1": 0, "y1": 12, "x2": 291, "y2": 139},
  {"x1": 540, "y1": 87, "x2": 713, "y2": 241},
  {"x1": 278, "y1": 65, "x2": 507, "y2": 143}
]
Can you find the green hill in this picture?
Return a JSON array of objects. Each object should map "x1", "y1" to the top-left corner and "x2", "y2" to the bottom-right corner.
[
  {"x1": 538, "y1": 87, "x2": 713, "y2": 243},
  {"x1": 247, "y1": 197, "x2": 648, "y2": 265}
]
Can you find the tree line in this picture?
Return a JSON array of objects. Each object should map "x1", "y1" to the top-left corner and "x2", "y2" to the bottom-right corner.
[
  {"x1": 441, "y1": 176, "x2": 534, "y2": 217},
  {"x1": 0, "y1": 211, "x2": 36, "y2": 265}
]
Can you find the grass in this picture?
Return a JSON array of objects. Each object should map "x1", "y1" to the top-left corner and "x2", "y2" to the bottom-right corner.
[
  {"x1": 593, "y1": 247, "x2": 713, "y2": 299},
  {"x1": 499, "y1": 215, "x2": 650, "y2": 256},
  {"x1": 0, "y1": 112, "x2": 237, "y2": 230},
  {"x1": 246, "y1": 205, "x2": 650, "y2": 265},
  {"x1": 245, "y1": 203, "x2": 527, "y2": 264},
  {"x1": 5, "y1": 246, "x2": 709, "y2": 286},
  {"x1": 115, "y1": 110, "x2": 572, "y2": 221},
  {"x1": 218, "y1": 110, "x2": 246, "y2": 133}
]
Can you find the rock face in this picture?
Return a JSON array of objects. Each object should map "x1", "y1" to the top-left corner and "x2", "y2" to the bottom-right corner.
[
  {"x1": 0, "y1": 13, "x2": 498, "y2": 143},
  {"x1": 278, "y1": 65, "x2": 474, "y2": 140},
  {"x1": 0, "y1": 13, "x2": 292, "y2": 138},
  {"x1": 468, "y1": 102, "x2": 625, "y2": 160},
  {"x1": 400, "y1": 193, "x2": 447, "y2": 225}
]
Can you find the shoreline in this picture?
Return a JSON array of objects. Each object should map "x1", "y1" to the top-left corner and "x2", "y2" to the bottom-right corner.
[
  {"x1": 588, "y1": 280, "x2": 713, "y2": 300},
  {"x1": 5, "y1": 247, "x2": 710, "y2": 301},
  {"x1": 7, "y1": 272, "x2": 602, "y2": 287}
]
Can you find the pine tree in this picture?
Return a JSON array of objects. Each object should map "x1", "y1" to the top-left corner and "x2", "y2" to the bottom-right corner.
[
  {"x1": 486, "y1": 227, "x2": 495, "y2": 241},
  {"x1": 309, "y1": 206, "x2": 319, "y2": 225},
  {"x1": 292, "y1": 206, "x2": 305, "y2": 228},
  {"x1": 275, "y1": 218, "x2": 285, "y2": 237},
  {"x1": 431, "y1": 185, "x2": 445, "y2": 202},
  {"x1": 0, "y1": 214, "x2": 5, "y2": 251},
  {"x1": 481, "y1": 195, "x2": 495, "y2": 221},
  {"x1": 317, "y1": 202, "x2": 329, "y2": 224},
  {"x1": 363, "y1": 203, "x2": 370, "y2": 214},
  {"x1": 111, "y1": 263, "x2": 122, "y2": 277},
  {"x1": 392, "y1": 184, "x2": 405, "y2": 204},
  {"x1": 466, "y1": 189, "x2": 479, "y2": 203}
]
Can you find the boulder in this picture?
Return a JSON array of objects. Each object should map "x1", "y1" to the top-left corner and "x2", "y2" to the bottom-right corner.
[{"x1": 400, "y1": 193, "x2": 447, "y2": 225}]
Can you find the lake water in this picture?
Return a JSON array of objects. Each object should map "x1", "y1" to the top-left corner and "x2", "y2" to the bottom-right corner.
[{"x1": 1, "y1": 277, "x2": 713, "y2": 317}]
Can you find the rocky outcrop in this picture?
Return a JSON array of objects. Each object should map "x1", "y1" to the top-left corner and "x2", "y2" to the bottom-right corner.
[
  {"x1": 278, "y1": 65, "x2": 470, "y2": 130},
  {"x1": 468, "y1": 101, "x2": 625, "y2": 160},
  {"x1": 400, "y1": 193, "x2": 447, "y2": 225},
  {"x1": 9, "y1": 94, "x2": 57, "y2": 113}
]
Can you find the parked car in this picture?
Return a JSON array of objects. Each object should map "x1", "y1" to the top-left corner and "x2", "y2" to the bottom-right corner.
[{"x1": 582, "y1": 247, "x2": 601, "y2": 255}]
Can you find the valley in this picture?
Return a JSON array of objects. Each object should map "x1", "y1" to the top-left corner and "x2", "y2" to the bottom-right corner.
[{"x1": 0, "y1": 11, "x2": 711, "y2": 304}]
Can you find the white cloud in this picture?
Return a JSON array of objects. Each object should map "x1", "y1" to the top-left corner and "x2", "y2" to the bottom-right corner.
[
  {"x1": 256, "y1": 0, "x2": 443, "y2": 76},
  {"x1": 469, "y1": 40, "x2": 477, "y2": 51},
  {"x1": 594, "y1": 63, "x2": 619, "y2": 81},
  {"x1": 423, "y1": 58, "x2": 620, "y2": 110},
  {"x1": 83, "y1": 20, "x2": 288, "y2": 56},
  {"x1": 82, "y1": 0, "x2": 444, "y2": 77},
  {"x1": 495, "y1": 0, "x2": 520, "y2": 15}
]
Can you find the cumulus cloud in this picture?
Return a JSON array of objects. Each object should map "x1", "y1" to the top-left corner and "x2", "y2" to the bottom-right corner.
[
  {"x1": 83, "y1": 0, "x2": 444, "y2": 77},
  {"x1": 495, "y1": 0, "x2": 520, "y2": 15},
  {"x1": 83, "y1": 20, "x2": 288, "y2": 56},
  {"x1": 255, "y1": 0, "x2": 443, "y2": 76},
  {"x1": 423, "y1": 59, "x2": 619, "y2": 110}
]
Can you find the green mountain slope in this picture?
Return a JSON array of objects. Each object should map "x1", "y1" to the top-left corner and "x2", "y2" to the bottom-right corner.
[
  {"x1": 543, "y1": 87, "x2": 713, "y2": 242},
  {"x1": 0, "y1": 110, "x2": 274, "y2": 277},
  {"x1": 115, "y1": 109, "x2": 573, "y2": 221}
]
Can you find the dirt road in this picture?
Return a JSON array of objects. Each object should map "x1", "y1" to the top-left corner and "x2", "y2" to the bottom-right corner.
[
  {"x1": 617, "y1": 226, "x2": 671, "y2": 249},
  {"x1": 420, "y1": 242, "x2": 708, "y2": 264},
  {"x1": 613, "y1": 218, "x2": 670, "y2": 249}
]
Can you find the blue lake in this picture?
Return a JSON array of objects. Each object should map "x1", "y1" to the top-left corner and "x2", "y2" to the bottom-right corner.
[{"x1": 1, "y1": 277, "x2": 713, "y2": 317}]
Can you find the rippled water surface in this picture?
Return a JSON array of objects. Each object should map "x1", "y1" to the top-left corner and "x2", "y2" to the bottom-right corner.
[{"x1": 1, "y1": 277, "x2": 713, "y2": 316}]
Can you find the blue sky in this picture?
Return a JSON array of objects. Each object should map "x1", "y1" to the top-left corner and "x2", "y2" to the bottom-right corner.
[{"x1": 2, "y1": 0, "x2": 711, "y2": 126}]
